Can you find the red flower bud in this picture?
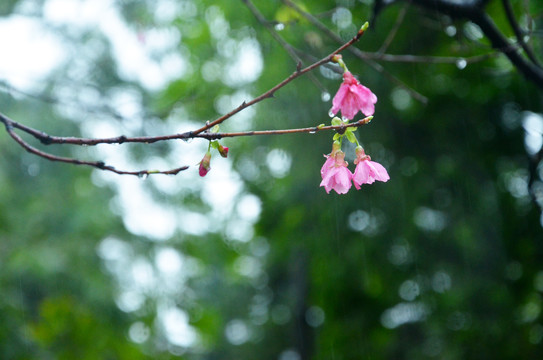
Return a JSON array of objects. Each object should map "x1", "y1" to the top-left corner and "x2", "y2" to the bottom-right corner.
[
  {"x1": 199, "y1": 152, "x2": 211, "y2": 177},
  {"x1": 218, "y1": 145, "x2": 229, "y2": 158}
]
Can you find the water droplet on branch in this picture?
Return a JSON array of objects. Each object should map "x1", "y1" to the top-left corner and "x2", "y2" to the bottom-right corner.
[{"x1": 456, "y1": 59, "x2": 467, "y2": 70}]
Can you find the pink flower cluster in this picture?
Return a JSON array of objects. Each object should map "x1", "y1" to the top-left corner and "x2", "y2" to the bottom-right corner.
[
  {"x1": 331, "y1": 71, "x2": 377, "y2": 120},
  {"x1": 320, "y1": 145, "x2": 389, "y2": 195}
]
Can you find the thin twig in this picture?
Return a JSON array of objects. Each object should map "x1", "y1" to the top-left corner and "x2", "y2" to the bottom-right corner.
[
  {"x1": 241, "y1": 0, "x2": 326, "y2": 93},
  {"x1": 377, "y1": 2, "x2": 410, "y2": 55},
  {"x1": 407, "y1": 0, "x2": 543, "y2": 90},
  {"x1": 470, "y1": 10, "x2": 543, "y2": 90},
  {"x1": 204, "y1": 117, "x2": 373, "y2": 139},
  {"x1": 1, "y1": 110, "x2": 372, "y2": 175},
  {"x1": 1, "y1": 115, "x2": 188, "y2": 176},
  {"x1": 191, "y1": 20, "x2": 370, "y2": 136},
  {"x1": 1, "y1": 111, "x2": 372, "y2": 145},
  {"x1": 501, "y1": 0, "x2": 540, "y2": 66},
  {"x1": 282, "y1": 0, "x2": 429, "y2": 104}
]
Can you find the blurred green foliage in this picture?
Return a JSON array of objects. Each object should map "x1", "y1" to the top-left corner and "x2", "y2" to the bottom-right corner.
[{"x1": 1, "y1": 0, "x2": 543, "y2": 359}]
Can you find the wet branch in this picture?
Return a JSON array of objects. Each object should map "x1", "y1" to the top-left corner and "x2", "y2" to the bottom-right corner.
[
  {"x1": 191, "y1": 20, "x2": 369, "y2": 136},
  {"x1": 0, "y1": 110, "x2": 372, "y2": 176},
  {"x1": 282, "y1": 0, "x2": 429, "y2": 104},
  {"x1": 501, "y1": 0, "x2": 539, "y2": 66},
  {"x1": 402, "y1": 0, "x2": 543, "y2": 90},
  {"x1": 0, "y1": 23, "x2": 369, "y2": 176}
]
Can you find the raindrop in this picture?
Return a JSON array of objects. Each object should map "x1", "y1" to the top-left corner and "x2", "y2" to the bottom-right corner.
[
  {"x1": 274, "y1": 23, "x2": 285, "y2": 31},
  {"x1": 321, "y1": 92, "x2": 330, "y2": 102},
  {"x1": 456, "y1": 58, "x2": 467, "y2": 70},
  {"x1": 328, "y1": 109, "x2": 335, "y2": 118},
  {"x1": 138, "y1": 173, "x2": 149, "y2": 180},
  {"x1": 309, "y1": 130, "x2": 316, "y2": 134}
]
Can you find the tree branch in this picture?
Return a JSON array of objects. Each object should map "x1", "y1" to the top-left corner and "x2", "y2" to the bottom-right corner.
[
  {"x1": 0, "y1": 110, "x2": 372, "y2": 175},
  {"x1": 191, "y1": 21, "x2": 370, "y2": 136},
  {"x1": 282, "y1": 0, "x2": 429, "y2": 104},
  {"x1": 469, "y1": 10, "x2": 543, "y2": 89},
  {"x1": 1, "y1": 114, "x2": 188, "y2": 176},
  {"x1": 404, "y1": 0, "x2": 543, "y2": 90},
  {"x1": 501, "y1": 0, "x2": 540, "y2": 66},
  {"x1": 1, "y1": 111, "x2": 372, "y2": 145},
  {"x1": 241, "y1": 0, "x2": 327, "y2": 94},
  {"x1": 0, "y1": 24, "x2": 371, "y2": 176}
]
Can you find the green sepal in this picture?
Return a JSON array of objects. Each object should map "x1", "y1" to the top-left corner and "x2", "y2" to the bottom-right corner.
[
  {"x1": 317, "y1": 124, "x2": 325, "y2": 129},
  {"x1": 333, "y1": 133, "x2": 341, "y2": 141},
  {"x1": 211, "y1": 125, "x2": 220, "y2": 133},
  {"x1": 346, "y1": 129, "x2": 357, "y2": 143}
]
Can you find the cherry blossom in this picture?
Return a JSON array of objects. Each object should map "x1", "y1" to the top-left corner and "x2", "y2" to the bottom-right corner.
[
  {"x1": 352, "y1": 147, "x2": 389, "y2": 189},
  {"x1": 331, "y1": 71, "x2": 377, "y2": 120},
  {"x1": 320, "y1": 147, "x2": 353, "y2": 194}
]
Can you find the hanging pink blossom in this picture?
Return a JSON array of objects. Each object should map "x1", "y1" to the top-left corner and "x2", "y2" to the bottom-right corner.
[
  {"x1": 352, "y1": 147, "x2": 389, "y2": 189},
  {"x1": 331, "y1": 71, "x2": 377, "y2": 120},
  {"x1": 320, "y1": 150, "x2": 353, "y2": 194}
]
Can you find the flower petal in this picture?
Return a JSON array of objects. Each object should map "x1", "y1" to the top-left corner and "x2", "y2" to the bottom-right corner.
[
  {"x1": 353, "y1": 161, "x2": 372, "y2": 188},
  {"x1": 320, "y1": 156, "x2": 335, "y2": 176},
  {"x1": 367, "y1": 161, "x2": 390, "y2": 182},
  {"x1": 331, "y1": 83, "x2": 349, "y2": 116}
]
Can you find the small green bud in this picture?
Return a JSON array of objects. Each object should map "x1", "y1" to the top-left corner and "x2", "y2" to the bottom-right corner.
[{"x1": 331, "y1": 117, "x2": 342, "y2": 126}]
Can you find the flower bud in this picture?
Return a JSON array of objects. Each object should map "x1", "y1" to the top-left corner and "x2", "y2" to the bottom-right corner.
[
  {"x1": 354, "y1": 146, "x2": 370, "y2": 164},
  {"x1": 199, "y1": 152, "x2": 212, "y2": 177},
  {"x1": 331, "y1": 54, "x2": 343, "y2": 63},
  {"x1": 218, "y1": 144, "x2": 229, "y2": 158}
]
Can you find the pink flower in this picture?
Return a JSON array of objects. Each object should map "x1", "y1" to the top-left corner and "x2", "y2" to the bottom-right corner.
[
  {"x1": 352, "y1": 147, "x2": 389, "y2": 189},
  {"x1": 199, "y1": 152, "x2": 211, "y2": 177},
  {"x1": 331, "y1": 71, "x2": 377, "y2": 120},
  {"x1": 320, "y1": 150, "x2": 353, "y2": 194}
]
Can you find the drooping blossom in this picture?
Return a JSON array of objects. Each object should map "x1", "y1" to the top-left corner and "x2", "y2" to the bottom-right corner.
[
  {"x1": 352, "y1": 146, "x2": 389, "y2": 189},
  {"x1": 320, "y1": 144, "x2": 353, "y2": 194},
  {"x1": 199, "y1": 152, "x2": 212, "y2": 177},
  {"x1": 331, "y1": 71, "x2": 377, "y2": 120}
]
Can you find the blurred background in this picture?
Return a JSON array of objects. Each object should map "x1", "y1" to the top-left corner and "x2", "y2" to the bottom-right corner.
[{"x1": 1, "y1": 0, "x2": 542, "y2": 359}]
